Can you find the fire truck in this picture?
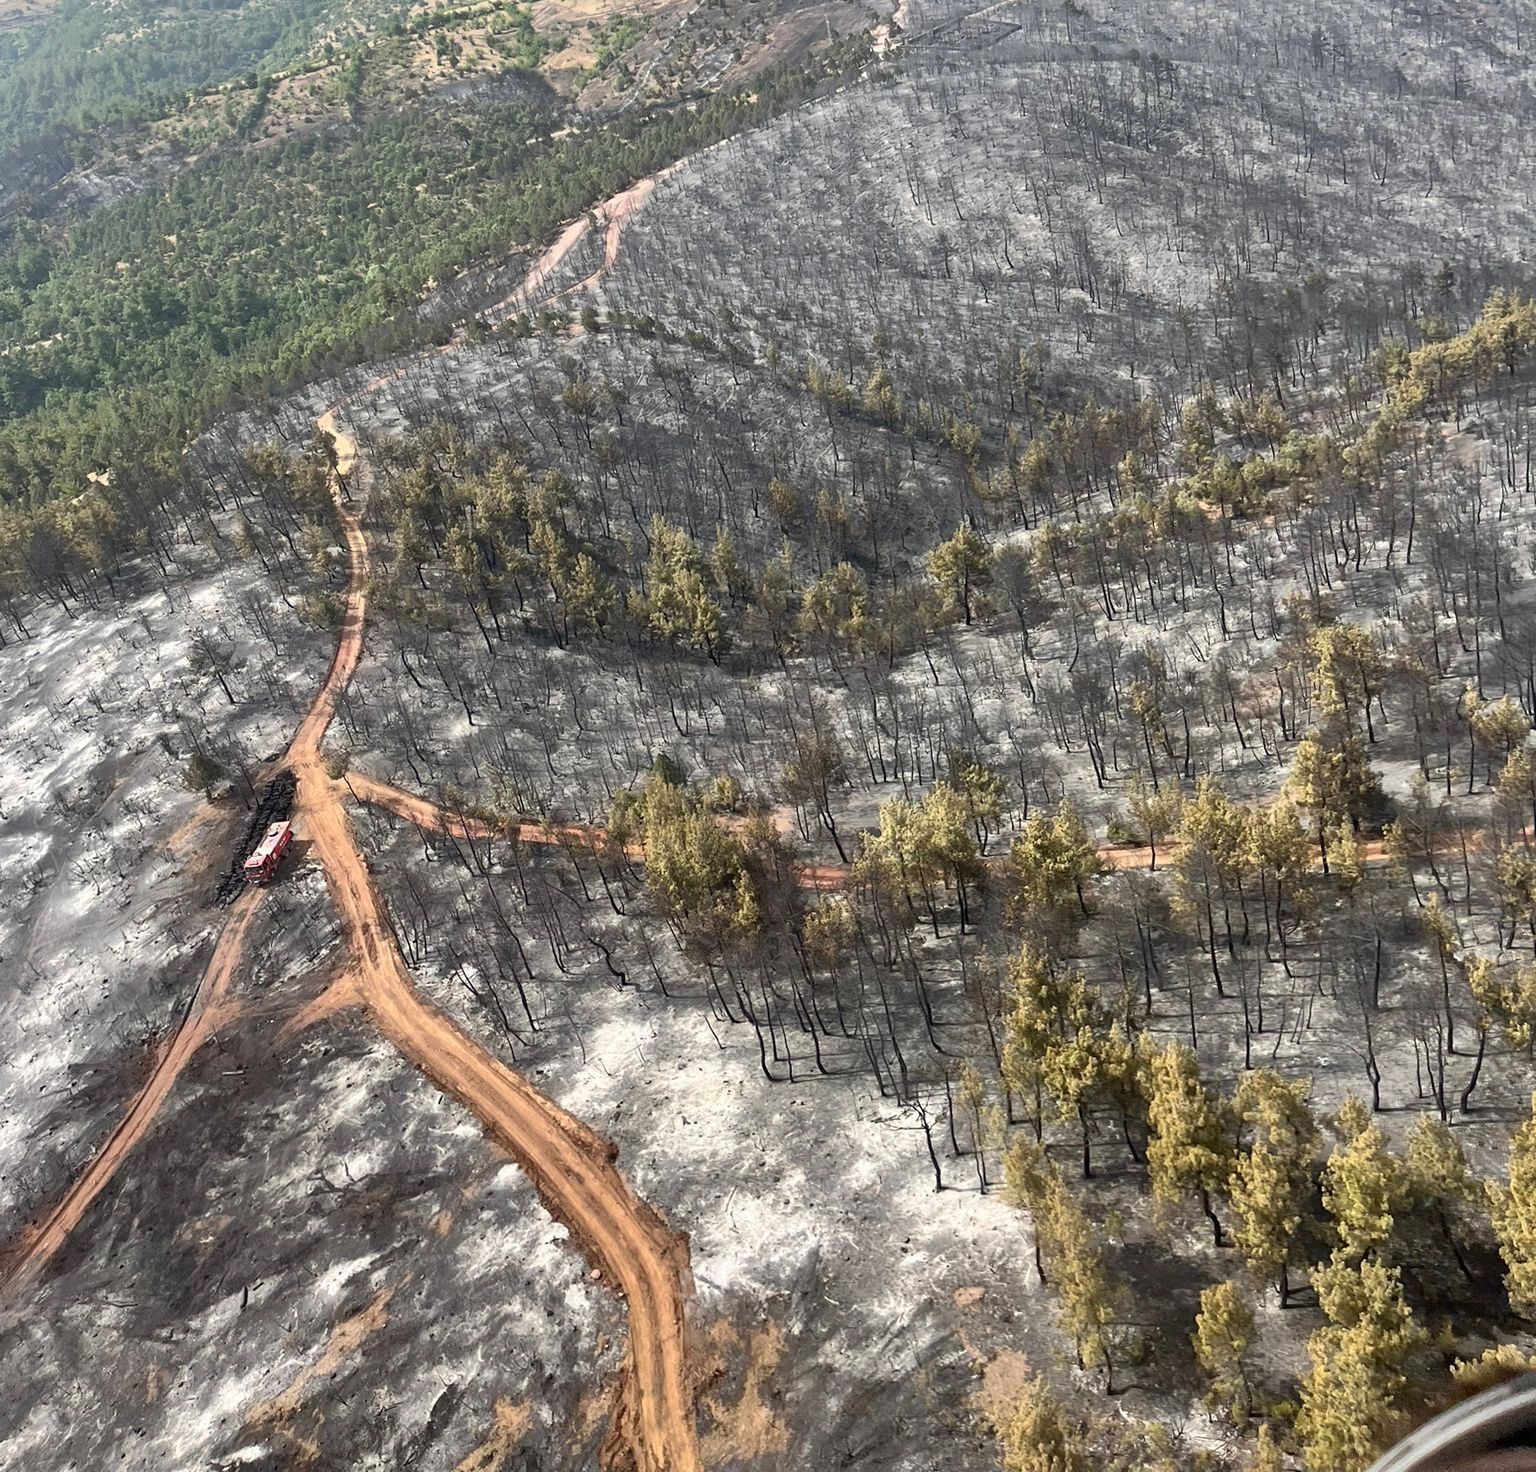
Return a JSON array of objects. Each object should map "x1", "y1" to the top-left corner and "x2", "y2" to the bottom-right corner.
[{"x1": 243, "y1": 821, "x2": 294, "y2": 885}]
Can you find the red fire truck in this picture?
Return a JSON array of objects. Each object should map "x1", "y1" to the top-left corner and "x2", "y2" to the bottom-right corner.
[{"x1": 243, "y1": 821, "x2": 294, "y2": 885}]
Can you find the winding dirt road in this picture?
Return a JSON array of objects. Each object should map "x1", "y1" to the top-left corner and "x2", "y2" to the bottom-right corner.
[
  {"x1": 348, "y1": 767, "x2": 1421, "y2": 897},
  {"x1": 343, "y1": 769, "x2": 850, "y2": 887},
  {"x1": 293, "y1": 429, "x2": 701, "y2": 1472},
  {"x1": 5, "y1": 170, "x2": 704, "y2": 1472},
  {"x1": 343, "y1": 770, "x2": 640, "y2": 858}
]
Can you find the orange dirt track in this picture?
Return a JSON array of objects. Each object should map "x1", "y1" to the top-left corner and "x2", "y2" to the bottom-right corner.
[
  {"x1": 342, "y1": 769, "x2": 851, "y2": 889},
  {"x1": 292, "y1": 455, "x2": 701, "y2": 1472},
  {"x1": 3, "y1": 174, "x2": 704, "y2": 1472},
  {"x1": 347, "y1": 769, "x2": 1416, "y2": 897},
  {"x1": 0, "y1": 888, "x2": 259, "y2": 1290}
]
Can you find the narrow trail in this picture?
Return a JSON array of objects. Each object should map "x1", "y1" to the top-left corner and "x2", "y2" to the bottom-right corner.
[
  {"x1": 343, "y1": 764, "x2": 1371, "y2": 967},
  {"x1": 347, "y1": 772, "x2": 1425, "y2": 889},
  {"x1": 343, "y1": 770, "x2": 639, "y2": 857},
  {"x1": 348, "y1": 769, "x2": 849, "y2": 889},
  {"x1": 5, "y1": 166, "x2": 705, "y2": 1472}
]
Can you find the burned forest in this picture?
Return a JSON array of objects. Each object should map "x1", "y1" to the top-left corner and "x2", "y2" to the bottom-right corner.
[{"x1": 7, "y1": 1, "x2": 1536, "y2": 1469}]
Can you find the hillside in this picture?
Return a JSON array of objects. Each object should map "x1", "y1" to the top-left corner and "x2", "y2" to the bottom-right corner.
[{"x1": 6, "y1": 2, "x2": 1536, "y2": 1471}]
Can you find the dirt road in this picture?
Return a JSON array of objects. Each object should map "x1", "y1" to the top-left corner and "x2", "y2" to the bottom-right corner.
[
  {"x1": 0, "y1": 411, "x2": 378, "y2": 1293},
  {"x1": 344, "y1": 771, "x2": 1166, "y2": 886},
  {"x1": 343, "y1": 770, "x2": 640, "y2": 858},
  {"x1": 1, "y1": 887, "x2": 260, "y2": 1289},
  {"x1": 483, "y1": 170, "x2": 665, "y2": 331},
  {"x1": 348, "y1": 770, "x2": 1422, "y2": 896},
  {"x1": 346, "y1": 770, "x2": 851, "y2": 891},
  {"x1": 6, "y1": 168, "x2": 703, "y2": 1471},
  {"x1": 289, "y1": 453, "x2": 700, "y2": 1472}
]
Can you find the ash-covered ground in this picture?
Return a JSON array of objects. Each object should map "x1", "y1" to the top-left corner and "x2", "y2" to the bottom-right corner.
[
  {"x1": 0, "y1": 552, "x2": 327, "y2": 1235},
  {"x1": 0, "y1": 993, "x2": 621, "y2": 1471},
  {"x1": 12, "y1": 0, "x2": 1536, "y2": 1467}
]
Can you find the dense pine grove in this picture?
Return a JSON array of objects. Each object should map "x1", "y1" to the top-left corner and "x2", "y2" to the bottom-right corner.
[
  {"x1": 0, "y1": 43, "x2": 867, "y2": 523},
  {"x1": 0, "y1": 0, "x2": 407, "y2": 152}
]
